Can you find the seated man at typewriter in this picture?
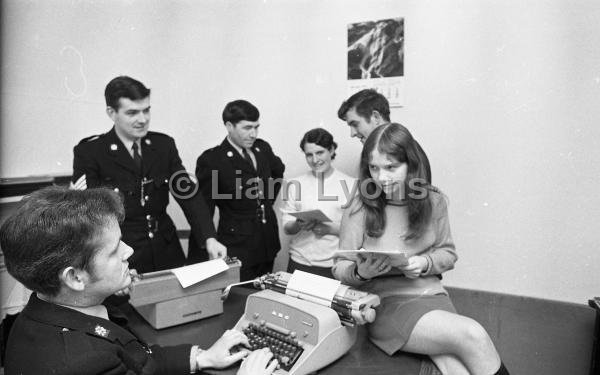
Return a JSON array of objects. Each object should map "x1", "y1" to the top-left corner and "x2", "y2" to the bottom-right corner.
[{"x1": 0, "y1": 186, "x2": 277, "y2": 375}]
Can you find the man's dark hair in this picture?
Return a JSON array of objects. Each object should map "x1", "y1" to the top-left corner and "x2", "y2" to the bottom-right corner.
[
  {"x1": 337, "y1": 89, "x2": 390, "y2": 122},
  {"x1": 222, "y1": 100, "x2": 260, "y2": 125},
  {"x1": 105, "y1": 75, "x2": 151, "y2": 110},
  {"x1": 299, "y1": 128, "x2": 338, "y2": 160},
  {"x1": 0, "y1": 187, "x2": 125, "y2": 296}
]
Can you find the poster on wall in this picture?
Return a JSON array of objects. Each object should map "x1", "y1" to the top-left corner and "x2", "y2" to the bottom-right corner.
[{"x1": 347, "y1": 17, "x2": 404, "y2": 107}]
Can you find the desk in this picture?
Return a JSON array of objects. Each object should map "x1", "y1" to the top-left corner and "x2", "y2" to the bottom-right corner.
[{"x1": 124, "y1": 287, "x2": 436, "y2": 375}]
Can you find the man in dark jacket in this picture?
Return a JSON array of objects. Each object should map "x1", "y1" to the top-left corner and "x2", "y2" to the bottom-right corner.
[
  {"x1": 189, "y1": 100, "x2": 285, "y2": 281},
  {"x1": 0, "y1": 186, "x2": 277, "y2": 375},
  {"x1": 72, "y1": 76, "x2": 226, "y2": 273}
]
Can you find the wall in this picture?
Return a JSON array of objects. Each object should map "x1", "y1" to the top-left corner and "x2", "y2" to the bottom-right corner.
[{"x1": 1, "y1": 0, "x2": 599, "y2": 304}]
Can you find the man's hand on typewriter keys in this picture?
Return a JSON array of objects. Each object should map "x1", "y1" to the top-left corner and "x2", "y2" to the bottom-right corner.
[
  {"x1": 238, "y1": 348, "x2": 278, "y2": 375},
  {"x1": 356, "y1": 253, "x2": 392, "y2": 280},
  {"x1": 196, "y1": 329, "x2": 250, "y2": 370}
]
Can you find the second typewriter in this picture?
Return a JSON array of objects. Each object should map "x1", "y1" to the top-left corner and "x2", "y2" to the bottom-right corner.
[{"x1": 230, "y1": 270, "x2": 380, "y2": 375}]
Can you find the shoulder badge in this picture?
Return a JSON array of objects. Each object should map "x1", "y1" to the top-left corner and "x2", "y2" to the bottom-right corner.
[{"x1": 94, "y1": 324, "x2": 110, "y2": 337}]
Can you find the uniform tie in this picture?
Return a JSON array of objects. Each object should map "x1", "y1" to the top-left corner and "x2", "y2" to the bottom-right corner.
[
  {"x1": 132, "y1": 142, "x2": 142, "y2": 172},
  {"x1": 242, "y1": 148, "x2": 255, "y2": 170}
]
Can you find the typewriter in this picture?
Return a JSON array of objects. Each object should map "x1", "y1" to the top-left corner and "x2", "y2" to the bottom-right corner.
[
  {"x1": 230, "y1": 271, "x2": 380, "y2": 375},
  {"x1": 130, "y1": 257, "x2": 241, "y2": 329}
]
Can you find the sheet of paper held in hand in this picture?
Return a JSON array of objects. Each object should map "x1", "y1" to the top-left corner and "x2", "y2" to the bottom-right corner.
[
  {"x1": 171, "y1": 258, "x2": 229, "y2": 288},
  {"x1": 333, "y1": 249, "x2": 410, "y2": 267},
  {"x1": 288, "y1": 209, "x2": 332, "y2": 223},
  {"x1": 286, "y1": 270, "x2": 341, "y2": 307}
]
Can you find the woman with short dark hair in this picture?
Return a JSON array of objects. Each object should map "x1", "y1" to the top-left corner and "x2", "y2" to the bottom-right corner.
[{"x1": 281, "y1": 128, "x2": 356, "y2": 278}]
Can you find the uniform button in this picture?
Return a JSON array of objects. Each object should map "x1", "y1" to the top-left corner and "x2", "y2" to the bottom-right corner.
[
  {"x1": 113, "y1": 188, "x2": 119, "y2": 193},
  {"x1": 148, "y1": 232, "x2": 154, "y2": 239},
  {"x1": 146, "y1": 214, "x2": 151, "y2": 220},
  {"x1": 144, "y1": 195, "x2": 149, "y2": 201}
]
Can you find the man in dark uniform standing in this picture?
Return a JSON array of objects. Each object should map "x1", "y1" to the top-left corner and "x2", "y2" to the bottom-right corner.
[
  {"x1": 72, "y1": 76, "x2": 226, "y2": 273},
  {"x1": 189, "y1": 100, "x2": 285, "y2": 281}
]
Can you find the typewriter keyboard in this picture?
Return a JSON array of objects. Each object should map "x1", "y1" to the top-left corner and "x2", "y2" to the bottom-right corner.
[{"x1": 236, "y1": 323, "x2": 304, "y2": 371}]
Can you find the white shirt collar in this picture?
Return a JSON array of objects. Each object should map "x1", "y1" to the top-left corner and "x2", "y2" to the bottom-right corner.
[
  {"x1": 226, "y1": 136, "x2": 248, "y2": 156},
  {"x1": 115, "y1": 132, "x2": 141, "y2": 157}
]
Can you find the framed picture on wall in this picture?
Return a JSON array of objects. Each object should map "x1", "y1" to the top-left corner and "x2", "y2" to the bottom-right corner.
[{"x1": 347, "y1": 17, "x2": 404, "y2": 107}]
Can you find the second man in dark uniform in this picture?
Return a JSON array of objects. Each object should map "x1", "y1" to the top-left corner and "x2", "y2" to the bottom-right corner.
[{"x1": 189, "y1": 100, "x2": 285, "y2": 281}]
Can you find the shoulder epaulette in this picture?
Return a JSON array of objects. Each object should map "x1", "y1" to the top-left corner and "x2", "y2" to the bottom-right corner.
[
  {"x1": 146, "y1": 131, "x2": 170, "y2": 138},
  {"x1": 198, "y1": 146, "x2": 220, "y2": 159},
  {"x1": 254, "y1": 138, "x2": 270, "y2": 148},
  {"x1": 78, "y1": 134, "x2": 102, "y2": 144}
]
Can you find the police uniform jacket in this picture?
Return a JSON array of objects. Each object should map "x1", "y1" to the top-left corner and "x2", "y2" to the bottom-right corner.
[
  {"x1": 189, "y1": 138, "x2": 285, "y2": 267},
  {"x1": 73, "y1": 127, "x2": 216, "y2": 272},
  {"x1": 5, "y1": 294, "x2": 192, "y2": 375}
]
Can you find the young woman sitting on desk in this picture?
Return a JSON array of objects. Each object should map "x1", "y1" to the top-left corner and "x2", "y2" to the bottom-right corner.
[
  {"x1": 332, "y1": 123, "x2": 509, "y2": 375},
  {"x1": 281, "y1": 128, "x2": 356, "y2": 278}
]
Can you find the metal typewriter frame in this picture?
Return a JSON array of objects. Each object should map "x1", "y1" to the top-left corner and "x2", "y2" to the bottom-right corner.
[
  {"x1": 233, "y1": 289, "x2": 357, "y2": 375},
  {"x1": 231, "y1": 271, "x2": 380, "y2": 375}
]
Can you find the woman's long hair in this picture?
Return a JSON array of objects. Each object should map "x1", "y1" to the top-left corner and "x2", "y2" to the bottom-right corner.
[{"x1": 357, "y1": 123, "x2": 434, "y2": 240}]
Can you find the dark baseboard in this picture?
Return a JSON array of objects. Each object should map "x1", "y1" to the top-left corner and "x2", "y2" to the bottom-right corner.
[{"x1": 447, "y1": 287, "x2": 595, "y2": 375}]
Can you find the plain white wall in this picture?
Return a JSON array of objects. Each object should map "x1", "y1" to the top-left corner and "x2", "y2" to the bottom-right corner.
[{"x1": 1, "y1": 0, "x2": 599, "y2": 304}]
